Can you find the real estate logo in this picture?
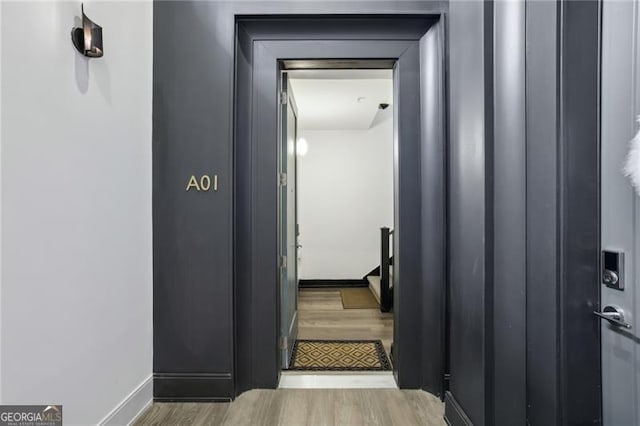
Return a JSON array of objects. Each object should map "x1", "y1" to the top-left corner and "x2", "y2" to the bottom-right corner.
[{"x1": 0, "y1": 405, "x2": 62, "y2": 426}]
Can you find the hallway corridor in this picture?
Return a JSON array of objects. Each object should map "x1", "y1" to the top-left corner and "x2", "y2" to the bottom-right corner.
[
  {"x1": 0, "y1": 1, "x2": 623, "y2": 424},
  {"x1": 134, "y1": 389, "x2": 444, "y2": 425}
]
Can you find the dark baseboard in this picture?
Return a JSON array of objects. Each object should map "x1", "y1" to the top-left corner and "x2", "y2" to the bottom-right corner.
[
  {"x1": 154, "y1": 373, "x2": 233, "y2": 402},
  {"x1": 444, "y1": 391, "x2": 473, "y2": 426},
  {"x1": 299, "y1": 279, "x2": 367, "y2": 289}
]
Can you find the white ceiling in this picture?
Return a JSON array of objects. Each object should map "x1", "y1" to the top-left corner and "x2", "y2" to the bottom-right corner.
[{"x1": 289, "y1": 69, "x2": 393, "y2": 131}]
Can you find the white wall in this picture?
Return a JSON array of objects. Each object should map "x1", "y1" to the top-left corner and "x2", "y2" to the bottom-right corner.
[
  {"x1": 297, "y1": 118, "x2": 394, "y2": 279},
  {"x1": 0, "y1": 0, "x2": 3, "y2": 404},
  {"x1": 0, "y1": 2, "x2": 153, "y2": 425}
]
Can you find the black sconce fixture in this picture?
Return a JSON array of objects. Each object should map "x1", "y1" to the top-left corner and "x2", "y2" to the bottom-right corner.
[{"x1": 71, "y1": 4, "x2": 103, "y2": 58}]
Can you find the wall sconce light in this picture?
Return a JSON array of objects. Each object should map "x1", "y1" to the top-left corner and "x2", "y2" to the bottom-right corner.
[
  {"x1": 71, "y1": 4, "x2": 103, "y2": 58},
  {"x1": 297, "y1": 138, "x2": 309, "y2": 157}
]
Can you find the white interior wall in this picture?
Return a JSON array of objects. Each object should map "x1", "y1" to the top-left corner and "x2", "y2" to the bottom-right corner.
[
  {"x1": 0, "y1": 0, "x2": 3, "y2": 404},
  {"x1": 1, "y1": 2, "x2": 152, "y2": 424},
  {"x1": 297, "y1": 118, "x2": 394, "y2": 279},
  {"x1": 0, "y1": 0, "x2": 3, "y2": 405}
]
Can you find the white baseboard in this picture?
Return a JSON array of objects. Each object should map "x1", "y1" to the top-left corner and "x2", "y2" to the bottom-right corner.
[{"x1": 99, "y1": 375, "x2": 153, "y2": 426}]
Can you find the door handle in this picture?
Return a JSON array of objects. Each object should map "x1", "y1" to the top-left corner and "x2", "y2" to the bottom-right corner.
[{"x1": 593, "y1": 305, "x2": 632, "y2": 329}]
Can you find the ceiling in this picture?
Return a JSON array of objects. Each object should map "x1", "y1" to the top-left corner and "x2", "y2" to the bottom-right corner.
[{"x1": 288, "y1": 69, "x2": 393, "y2": 131}]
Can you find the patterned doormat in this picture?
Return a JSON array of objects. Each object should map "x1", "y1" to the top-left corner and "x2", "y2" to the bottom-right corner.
[{"x1": 288, "y1": 339, "x2": 392, "y2": 371}]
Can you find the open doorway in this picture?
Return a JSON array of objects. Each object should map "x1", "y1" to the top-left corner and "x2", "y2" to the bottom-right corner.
[
  {"x1": 234, "y1": 17, "x2": 446, "y2": 395},
  {"x1": 278, "y1": 66, "x2": 396, "y2": 385}
]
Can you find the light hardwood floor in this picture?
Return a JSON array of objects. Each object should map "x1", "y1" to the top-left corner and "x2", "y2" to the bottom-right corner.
[
  {"x1": 134, "y1": 289, "x2": 418, "y2": 425},
  {"x1": 135, "y1": 389, "x2": 445, "y2": 425},
  {"x1": 297, "y1": 288, "x2": 394, "y2": 355}
]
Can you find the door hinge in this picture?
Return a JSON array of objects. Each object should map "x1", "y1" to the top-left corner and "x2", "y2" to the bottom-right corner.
[
  {"x1": 280, "y1": 91, "x2": 288, "y2": 105},
  {"x1": 279, "y1": 255, "x2": 287, "y2": 268},
  {"x1": 279, "y1": 173, "x2": 287, "y2": 186}
]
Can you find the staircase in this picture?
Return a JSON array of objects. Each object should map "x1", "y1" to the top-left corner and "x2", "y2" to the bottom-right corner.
[
  {"x1": 365, "y1": 227, "x2": 394, "y2": 312},
  {"x1": 367, "y1": 267, "x2": 393, "y2": 306},
  {"x1": 368, "y1": 276, "x2": 382, "y2": 302}
]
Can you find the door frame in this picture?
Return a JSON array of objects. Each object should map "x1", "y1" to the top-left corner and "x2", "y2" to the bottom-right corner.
[{"x1": 233, "y1": 16, "x2": 447, "y2": 396}]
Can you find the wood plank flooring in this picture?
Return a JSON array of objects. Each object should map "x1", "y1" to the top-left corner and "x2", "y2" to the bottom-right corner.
[
  {"x1": 297, "y1": 288, "x2": 394, "y2": 354},
  {"x1": 134, "y1": 389, "x2": 445, "y2": 425},
  {"x1": 134, "y1": 289, "x2": 421, "y2": 425}
]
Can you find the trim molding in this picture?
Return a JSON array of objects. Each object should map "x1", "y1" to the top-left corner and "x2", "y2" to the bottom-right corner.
[
  {"x1": 99, "y1": 375, "x2": 153, "y2": 426},
  {"x1": 153, "y1": 373, "x2": 233, "y2": 401},
  {"x1": 298, "y1": 279, "x2": 367, "y2": 289},
  {"x1": 234, "y1": 16, "x2": 445, "y2": 393},
  {"x1": 444, "y1": 391, "x2": 473, "y2": 426}
]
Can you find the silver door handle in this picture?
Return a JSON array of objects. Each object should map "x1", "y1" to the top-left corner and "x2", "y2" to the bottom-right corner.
[{"x1": 593, "y1": 305, "x2": 632, "y2": 329}]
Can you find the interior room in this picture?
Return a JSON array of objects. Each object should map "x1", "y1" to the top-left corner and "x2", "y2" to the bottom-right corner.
[{"x1": 282, "y1": 69, "x2": 395, "y2": 373}]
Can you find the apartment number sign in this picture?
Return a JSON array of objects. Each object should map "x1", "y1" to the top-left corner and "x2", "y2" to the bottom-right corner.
[{"x1": 186, "y1": 174, "x2": 218, "y2": 192}]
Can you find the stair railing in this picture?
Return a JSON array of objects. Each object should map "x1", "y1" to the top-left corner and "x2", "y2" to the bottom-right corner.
[{"x1": 380, "y1": 227, "x2": 393, "y2": 312}]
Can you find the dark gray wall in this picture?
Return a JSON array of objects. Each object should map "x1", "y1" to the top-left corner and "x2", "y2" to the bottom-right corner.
[
  {"x1": 153, "y1": 0, "x2": 447, "y2": 401},
  {"x1": 445, "y1": 1, "x2": 601, "y2": 425},
  {"x1": 153, "y1": 1, "x2": 235, "y2": 400},
  {"x1": 557, "y1": 1, "x2": 601, "y2": 423},
  {"x1": 525, "y1": 1, "x2": 601, "y2": 424},
  {"x1": 419, "y1": 18, "x2": 447, "y2": 398},
  {"x1": 493, "y1": 1, "x2": 526, "y2": 424},
  {"x1": 154, "y1": 0, "x2": 602, "y2": 422},
  {"x1": 525, "y1": 0, "x2": 560, "y2": 423},
  {"x1": 446, "y1": 0, "x2": 491, "y2": 424}
]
